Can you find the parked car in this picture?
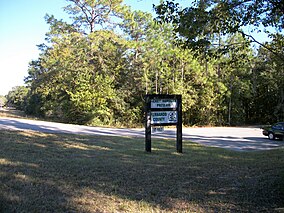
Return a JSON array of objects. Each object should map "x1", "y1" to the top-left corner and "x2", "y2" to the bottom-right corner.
[{"x1": 262, "y1": 122, "x2": 284, "y2": 140}]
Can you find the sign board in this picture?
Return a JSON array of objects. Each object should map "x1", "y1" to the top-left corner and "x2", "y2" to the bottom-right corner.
[
  {"x1": 152, "y1": 126, "x2": 164, "y2": 133},
  {"x1": 151, "y1": 99, "x2": 177, "y2": 109},
  {"x1": 145, "y1": 94, "x2": 182, "y2": 153},
  {"x1": 151, "y1": 111, "x2": 177, "y2": 124}
]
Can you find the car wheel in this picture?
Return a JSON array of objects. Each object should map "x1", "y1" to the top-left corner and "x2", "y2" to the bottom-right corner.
[{"x1": 268, "y1": 132, "x2": 275, "y2": 140}]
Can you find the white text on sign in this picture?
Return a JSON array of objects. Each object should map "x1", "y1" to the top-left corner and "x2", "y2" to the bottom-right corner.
[
  {"x1": 151, "y1": 99, "x2": 177, "y2": 109},
  {"x1": 151, "y1": 111, "x2": 177, "y2": 124}
]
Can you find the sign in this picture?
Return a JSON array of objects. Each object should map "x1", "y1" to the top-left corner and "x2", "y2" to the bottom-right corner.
[
  {"x1": 152, "y1": 126, "x2": 164, "y2": 133},
  {"x1": 151, "y1": 111, "x2": 177, "y2": 124},
  {"x1": 145, "y1": 94, "x2": 182, "y2": 153},
  {"x1": 151, "y1": 99, "x2": 177, "y2": 109}
]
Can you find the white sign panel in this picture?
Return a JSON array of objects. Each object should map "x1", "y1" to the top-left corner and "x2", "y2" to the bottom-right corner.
[
  {"x1": 152, "y1": 126, "x2": 164, "y2": 133},
  {"x1": 151, "y1": 111, "x2": 177, "y2": 124},
  {"x1": 151, "y1": 99, "x2": 177, "y2": 109}
]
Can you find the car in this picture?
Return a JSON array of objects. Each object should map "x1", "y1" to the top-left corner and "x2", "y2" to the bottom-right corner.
[{"x1": 262, "y1": 122, "x2": 284, "y2": 140}]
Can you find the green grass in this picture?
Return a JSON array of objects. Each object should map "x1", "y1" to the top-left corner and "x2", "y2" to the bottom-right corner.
[{"x1": 0, "y1": 130, "x2": 284, "y2": 212}]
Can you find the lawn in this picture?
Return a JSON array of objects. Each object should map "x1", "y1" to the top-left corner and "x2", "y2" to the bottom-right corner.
[{"x1": 0, "y1": 129, "x2": 284, "y2": 212}]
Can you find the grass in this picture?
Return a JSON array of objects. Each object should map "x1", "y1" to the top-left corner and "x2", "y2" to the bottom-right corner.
[
  {"x1": 0, "y1": 108, "x2": 28, "y2": 118},
  {"x1": 0, "y1": 108, "x2": 41, "y2": 122},
  {"x1": 0, "y1": 130, "x2": 284, "y2": 213}
]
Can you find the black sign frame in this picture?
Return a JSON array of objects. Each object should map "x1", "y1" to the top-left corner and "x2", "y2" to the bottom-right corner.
[{"x1": 145, "y1": 94, "x2": 182, "y2": 153}]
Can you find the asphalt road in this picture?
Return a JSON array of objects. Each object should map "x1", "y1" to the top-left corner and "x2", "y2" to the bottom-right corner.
[{"x1": 1, "y1": 117, "x2": 283, "y2": 151}]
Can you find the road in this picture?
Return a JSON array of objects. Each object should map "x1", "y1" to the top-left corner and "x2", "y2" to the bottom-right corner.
[{"x1": 0, "y1": 117, "x2": 283, "y2": 151}]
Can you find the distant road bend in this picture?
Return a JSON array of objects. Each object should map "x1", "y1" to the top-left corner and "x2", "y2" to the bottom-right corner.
[{"x1": 0, "y1": 117, "x2": 283, "y2": 151}]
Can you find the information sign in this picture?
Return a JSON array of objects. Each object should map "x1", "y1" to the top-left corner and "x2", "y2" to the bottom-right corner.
[
  {"x1": 145, "y1": 94, "x2": 182, "y2": 153},
  {"x1": 151, "y1": 111, "x2": 177, "y2": 124},
  {"x1": 152, "y1": 126, "x2": 164, "y2": 133},
  {"x1": 151, "y1": 99, "x2": 177, "y2": 109}
]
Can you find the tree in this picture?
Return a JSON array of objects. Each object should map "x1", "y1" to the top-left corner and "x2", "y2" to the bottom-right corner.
[
  {"x1": 6, "y1": 86, "x2": 29, "y2": 110},
  {"x1": 218, "y1": 34, "x2": 255, "y2": 125},
  {"x1": 25, "y1": 0, "x2": 129, "y2": 125},
  {"x1": 0, "y1": 95, "x2": 7, "y2": 108},
  {"x1": 154, "y1": 0, "x2": 284, "y2": 58},
  {"x1": 251, "y1": 34, "x2": 284, "y2": 123},
  {"x1": 24, "y1": 0, "x2": 282, "y2": 127},
  {"x1": 64, "y1": 0, "x2": 124, "y2": 33}
]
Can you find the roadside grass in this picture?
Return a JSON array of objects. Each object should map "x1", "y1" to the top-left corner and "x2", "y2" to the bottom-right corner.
[
  {"x1": 0, "y1": 130, "x2": 284, "y2": 212},
  {"x1": 0, "y1": 108, "x2": 41, "y2": 122},
  {"x1": 0, "y1": 108, "x2": 28, "y2": 119}
]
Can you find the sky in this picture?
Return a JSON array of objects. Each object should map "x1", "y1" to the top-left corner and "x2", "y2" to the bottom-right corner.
[
  {"x1": 0, "y1": 0, "x2": 271, "y2": 96},
  {"x1": 0, "y1": 0, "x2": 166, "y2": 96}
]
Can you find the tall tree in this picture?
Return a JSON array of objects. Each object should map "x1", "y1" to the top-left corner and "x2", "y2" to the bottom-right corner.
[
  {"x1": 64, "y1": 0, "x2": 124, "y2": 33},
  {"x1": 24, "y1": 0, "x2": 282, "y2": 127},
  {"x1": 6, "y1": 86, "x2": 29, "y2": 110},
  {"x1": 154, "y1": 0, "x2": 284, "y2": 58},
  {"x1": 218, "y1": 34, "x2": 254, "y2": 125},
  {"x1": 251, "y1": 34, "x2": 284, "y2": 123},
  {"x1": 25, "y1": 0, "x2": 128, "y2": 124}
]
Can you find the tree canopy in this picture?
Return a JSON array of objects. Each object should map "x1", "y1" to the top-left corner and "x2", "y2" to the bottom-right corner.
[
  {"x1": 154, "y1": 0, "x2": 284, "y2": 58},
  {"x1": 5, "y1": 0, "x2": 283, "y2": 126}
]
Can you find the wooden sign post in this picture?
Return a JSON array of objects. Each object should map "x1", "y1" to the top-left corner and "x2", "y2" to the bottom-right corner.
[{"x1": 145, "y1": 94, "x2": 182, "y2": 153}]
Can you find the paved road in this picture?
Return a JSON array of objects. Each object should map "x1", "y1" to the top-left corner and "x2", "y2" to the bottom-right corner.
[{"x1": 1, "y1": 117, "x2": 283, "y2": 151}]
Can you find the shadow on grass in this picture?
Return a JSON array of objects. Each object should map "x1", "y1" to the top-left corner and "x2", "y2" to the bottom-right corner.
[
  {"x1": 1, "y1": 118, "x2": 284, "y2": 153},
  {"x1": 0, "y1": 130, "x2": 284, "y2": 212}
]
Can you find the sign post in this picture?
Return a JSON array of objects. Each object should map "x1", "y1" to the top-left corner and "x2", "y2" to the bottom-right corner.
[{"x1": 145, "y1": 94, "x2": 182, "y2": 153}]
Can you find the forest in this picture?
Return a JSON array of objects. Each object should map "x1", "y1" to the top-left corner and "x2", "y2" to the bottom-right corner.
[{"x1": 4, "y1": 0, "x2": 284, "y2": 127}]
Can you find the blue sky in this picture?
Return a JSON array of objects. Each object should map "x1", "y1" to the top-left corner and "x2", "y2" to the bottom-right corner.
[
  {"x1": 0, "y1": 0, "x2": 66, "y2": 96},
  {"x1": 0, "y1": 0, "x2": 164, "y2": 96},
  {"x1": 0, "y1": 0, "x2": 270, "y2": 96}
]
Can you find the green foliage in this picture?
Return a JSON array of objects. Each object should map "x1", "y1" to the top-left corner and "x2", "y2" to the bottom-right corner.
[
  {"x1": 0, "y1": 95, "x2": 7, "y2": 107},
  {"x1": 6, "y1": 86, "x2": 29, "y2": 110},
  {"x1": 64, "y1": 0, "x2": 124, "y2": 33},
  {"x1": 250, "y1": 34, "x2": 284, "y2": 123},
  {"x1": 216, "y1": 34, "x2": 255, "y2": 125},
  {"x1": 154, "y1": 0, "x2": 284, "y2": 59},
  {"x1": 20, "y1": 0, "x2": 283, "y2": 126}
]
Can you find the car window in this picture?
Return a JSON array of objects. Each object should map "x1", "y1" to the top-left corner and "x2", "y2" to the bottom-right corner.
[{"x1": 273, "y1": 124, "x2": 284, "y2": 130}]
